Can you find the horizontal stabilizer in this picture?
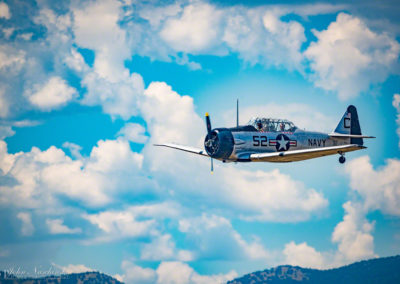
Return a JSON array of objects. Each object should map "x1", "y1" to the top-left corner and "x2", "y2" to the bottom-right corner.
[
  {"x1": 154, "y1": 143, "x2": 209, "y2": 157},
  {"x1": 329, "y1": 133, "x2": 375, "y2": 139}
]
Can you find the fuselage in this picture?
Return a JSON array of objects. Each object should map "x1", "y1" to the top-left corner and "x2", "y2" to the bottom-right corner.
[{"x1": 206, "y1": 126, "x2": 350, "y2": 162}]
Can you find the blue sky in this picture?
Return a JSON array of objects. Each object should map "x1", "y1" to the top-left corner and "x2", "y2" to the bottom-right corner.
[{"x1": 0, "y1": 0, "x2": 399, "y2": 283}]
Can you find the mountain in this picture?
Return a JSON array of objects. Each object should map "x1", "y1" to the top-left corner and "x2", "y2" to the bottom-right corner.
[
  {"x1": 228, "y1": 255, "x2": 400, "y2": 284},
  {"x1": 0, "y1": 271, "x2": 122, "y2": 284}
]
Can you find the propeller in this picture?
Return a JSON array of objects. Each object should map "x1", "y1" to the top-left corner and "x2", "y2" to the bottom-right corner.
[
  {"x1": 205, "y1": 112, "x2": 212, "y2": 135},
  {"x1": 205, "y1": 112, "x2": 213, "y2": 174}
]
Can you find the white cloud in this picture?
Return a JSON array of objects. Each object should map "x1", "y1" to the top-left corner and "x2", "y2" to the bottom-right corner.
[
  {"x1": 25, "y1": 77, "x2": 78, "y2": 111},
  {"x1": 178, "y1": 214, "x2": 270, "y2": 261},
  {"x1": 83, "y1": 210, "x2": 157, "y2": 242},
  {"x1": 64, "y1": 48, "x2": 89, "y2": 73},
  {"x1": 305, "y1": 13, "x2": 400, "y2": 100},
  {"x1": 62, "y1": 142, "x2": 83, "y2": 159},
  {"x1": 82, "y1": 202, "x2": 179, "y2": 243},
  {"x1": 18, "y1": 32, "x2": 33, "y2": 41},
  {"x1": 283, "y1": 241, "x2": 325, "y2": 269},
  {"x1": 345, "y1": 156, "x2": 400, "y2": 216},
  {"x1": 141, "y1": 81, "x2": 204, "y2": 147},
  {"x1": 46, "y1": 218, "x2": 82, "y2": 234},
  {"x1": 54, "y1": 263, "x2": 94, "y2": 274},
  {"x1": 393, "y1": 94, "x2": 400, "y2": 148},
  {"x1": 126, "y1": 2, "x2": 309, "y2": 71},
  {"x1": 221, "y1": 168, "x2": 328, "y2": 222},
  {"x1": 332, "y1": 201, "x2": 376, "y2": 263},
  {"x1": 0, "y1": 87, "x2": 10, "y2": 118},
  {"x1": 156, "y1": 261, "x2": 237, "y2": 284},
  {"x1": 81, "y1": 69, "x2": 145, "y2": 120},
  {"x1": 0, "y1": 2, "x2": 10, "y2": 19},
  {"x1": 72, "y1": 0, "x2": 129, "y2": 82},
  {"x1": 0, "y1": 45, "x2": 25, "y2": 71},
  {"x1": 223, "y1": 8, "x2": 306, "y2": 71},
  {"x1": 0, "y1": 125, "x2": 14, "y2": 139},
  {"x1": 120, "y1": 260, "x2": 156, "y2": 284},
  {"x1": 140, "y1": 234, "x2": 193, "y2": 261},
  {"x1": 0, "y1": 138, "x2": 144, "y2": 209},
  {"x1": 118, "y1": 123, "x2": 148, "y2": 144},
  {"x1": 160, "y1": 2, "x2": 223, "y2": 54},
  {"x1": 119, "y1": 260, "x2": 237, "y2": 284},
  {"x1": 2, "y1": 27, "x2": 14, "y2": 39},
  {"x1": 16, "y1": 212, "x2": 34, "y2": 236}
]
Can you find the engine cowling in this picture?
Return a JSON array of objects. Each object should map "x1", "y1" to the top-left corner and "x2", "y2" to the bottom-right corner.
[{"x1": 204, "y1": 129, "x2": 234, "y2": 159}]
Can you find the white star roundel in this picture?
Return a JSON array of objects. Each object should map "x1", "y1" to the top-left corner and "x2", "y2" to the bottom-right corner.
[{"x1": 275, "y1": 134, "x2": 290, "y2": 151}]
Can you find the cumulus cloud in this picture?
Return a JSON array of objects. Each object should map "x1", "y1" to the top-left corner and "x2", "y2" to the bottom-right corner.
[
  {"x1": 156, "y1": 261, "x2": 237, "y2": 284},
  {"x1": 117, "y1": 123, "x2": 148, "y2": 144},
  {"x1": 64, "y1": 48, "x2": 89, "y2": 73},
  {"x1": 345, "y1": 156, "x2": 400, "y2": 216},
  {"x1": 178, "y1": 214, "x2": 270, "y2": 261},
  {"x1": 393, "y1": 94, "x2": 400, "y2": 148},
  {"x1": 0, "y1": 125, "x2": 14, "y2": 139},
  {"x1": 82, "y1": 202, "x2": 179, "y2": 243},
  {"x1": 281, "y1": 201, "x2": 376, "y2": 268},
  {"x1": 81, "y1": 71, "x2": 145, "y2": 120},
  {"x1": 305, "y1": 13, "x2": 400, "y2": 100},
  {"x1": 46, "y1": 218, "x2": 82, "y2": 234},
  {"x1": 0, "y1": 45, "x2": 25, "y2": 71},
  {"x1": 283, "y1": 241, "x2": 325, "y2": 269},
  {"x1": 140, "y1": 234, "x2": 193, "y2": 261},
  {"x1": 16, "y1": 212, "x2": 34, "y2": 236},
  {"x1": 0, "y1": 2, "x2": 10, "y2": 19},
  {"x1": 0, "y1": 138, "x2": 144, "y2": 209},
  {"x1": 118, "y1": 260, "x2": 156, "y2": 284},
  {"x1": 332, "y1": 201, "x2": 376, "y2": 263},
  {"x1": 72, "y1": 0, "x2": 129, "y2": 82},
  {"x1": 25, "y1": 77, "x2": 78, "y2": 111},
  {"x1": 53, "y1": 263, "x2": 94, "y2": 274},
  {"x1": 160, "y1": 2, "x2": 223, "y2": 54},
  {"x1": 223, "y1": 7, "x2": 306, "y2": 71},
  {"x1": 123, "y1": 1, "x2": 311, "y2": 71},
  {"x1": 221, "y1": 168, "x2": 328, "y2": 222},
  {"x1": 119, "y1": 260, "x2": 237, "y2": 284}
]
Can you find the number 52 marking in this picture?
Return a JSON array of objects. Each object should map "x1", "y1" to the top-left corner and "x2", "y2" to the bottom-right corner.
[{"x1": 253, "y1": 136, "x2": 268, "y2": 146}]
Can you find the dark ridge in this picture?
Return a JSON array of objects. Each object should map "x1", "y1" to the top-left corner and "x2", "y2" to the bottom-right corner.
[
  {"x1": 228, "y1": 255, "x2": 400, "y2": 284},
  {"x1": 0, "y1": 271, "x2": 123, "y2": 284}
]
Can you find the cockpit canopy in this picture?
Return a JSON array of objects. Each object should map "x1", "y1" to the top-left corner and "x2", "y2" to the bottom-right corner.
[{"x1": 248, "y1": 117, "x2": 297, "y2": 132}]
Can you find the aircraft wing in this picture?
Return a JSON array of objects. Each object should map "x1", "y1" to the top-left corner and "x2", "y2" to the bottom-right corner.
[
  {"x1": 154, "y1": 143, "x2": 209, "y2": 157},
  {"x1": 250, "y1": 144, "x2": 366, "y2": 162}
]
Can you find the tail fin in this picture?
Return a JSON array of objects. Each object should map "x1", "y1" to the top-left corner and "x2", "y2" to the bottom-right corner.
[{"x1": 334, "y1": 105, "x2": 363, "y2": 145}]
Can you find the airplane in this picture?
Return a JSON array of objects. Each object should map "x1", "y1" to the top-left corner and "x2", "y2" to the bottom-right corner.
[{"x1": 155, "y1": 101, "x2": 375, "y2": 172}]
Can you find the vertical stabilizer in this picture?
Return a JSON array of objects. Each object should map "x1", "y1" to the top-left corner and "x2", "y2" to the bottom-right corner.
[{"x1": 334, "y1": 105, "x2": 363, "y2": 145}]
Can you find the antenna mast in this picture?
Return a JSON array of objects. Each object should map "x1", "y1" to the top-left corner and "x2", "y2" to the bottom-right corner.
[{"x1": 236, "y1": 99, "x2": 239, "y2": 127}]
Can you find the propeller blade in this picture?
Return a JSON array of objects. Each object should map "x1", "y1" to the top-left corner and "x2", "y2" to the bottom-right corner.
[
  {"x1": 205, "y1": 112, "x2": 212, "y2": 135},
  {"x1": 211, "y1": 158, "x2": 214, "y2": 174}
]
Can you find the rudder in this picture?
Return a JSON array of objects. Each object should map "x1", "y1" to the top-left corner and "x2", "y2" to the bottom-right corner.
[{"x1": 347, "y1": 105, "x2": 363, "y2": 145}]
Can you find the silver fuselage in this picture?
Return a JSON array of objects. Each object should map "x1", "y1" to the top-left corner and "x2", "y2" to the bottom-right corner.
[{"x1": 225, "y1": 129, "x2": 349, "y2": 161}]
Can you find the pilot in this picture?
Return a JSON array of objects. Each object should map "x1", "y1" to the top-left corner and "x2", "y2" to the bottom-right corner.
[
  {"x1": 257, "y1": 121, "x2": 263, "y2": 131},
  {"x1": 280, "y1": 123, "x2": 285, "y2": 131}
]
